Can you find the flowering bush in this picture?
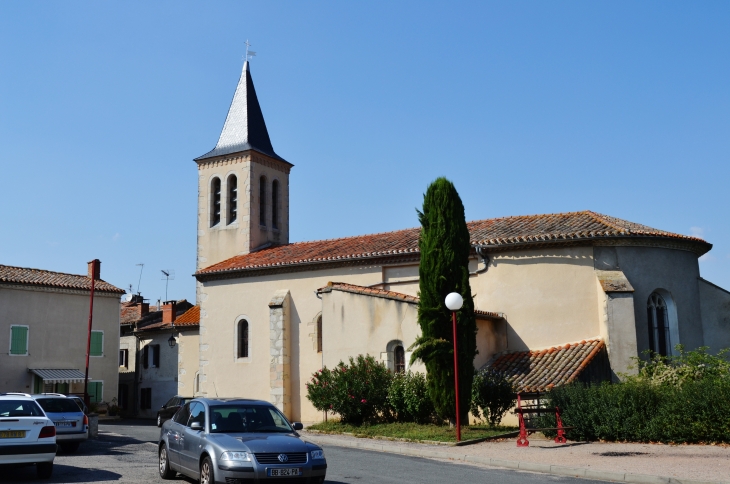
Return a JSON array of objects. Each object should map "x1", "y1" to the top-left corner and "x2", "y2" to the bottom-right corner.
[
  {"x1": 633, "y1": 346, "x2": 730, "y2": 387},
  {"x1": 387, "y1": 371, "x2": 435, "y2": 423},
  {"x1": 305, "y1": 355, "x2": 392, "y2": 425},
  {"x1": 470, "y1": 368, "x2": 515, "y2": 426}
]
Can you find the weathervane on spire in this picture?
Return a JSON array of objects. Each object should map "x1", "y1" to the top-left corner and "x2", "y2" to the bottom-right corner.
[{"x1": 245, "y1": 39, "x2": 256, "y2": 62}]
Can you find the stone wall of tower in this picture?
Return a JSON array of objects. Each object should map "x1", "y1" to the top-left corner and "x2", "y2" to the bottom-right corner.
[{"x1": 195, "y1": 151, "x2": 290, "y2": 273}]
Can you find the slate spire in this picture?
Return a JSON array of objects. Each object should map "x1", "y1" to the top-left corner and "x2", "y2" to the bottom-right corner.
[{"x1": 195, "y1": 61, "x2": 286, "y2": 162}]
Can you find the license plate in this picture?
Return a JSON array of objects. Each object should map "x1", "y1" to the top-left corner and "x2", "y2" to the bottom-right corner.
[
  {"x1": 0, "y1": 431, "x2": 25, "y2": 438},
  {"x1": 267, "y1": 468, "x2": 302, "y2": 477},
  {"x1": 55, "y1": 422, "x2": 73, "y2": 427}
]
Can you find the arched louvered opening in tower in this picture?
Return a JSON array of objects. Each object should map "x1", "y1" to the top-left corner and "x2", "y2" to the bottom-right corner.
[
  {"x1": 227, "y1": 175, "x2": 238, "y2": 224},
  {"x1": 272, "y1": 179, "x2": 279, "y2": 230},
  {"x1": 259, "y1": 176, "x2": 267, "y2": 227},
  {"x1": 210, "y1": 177, "x2": 221, "y2": 227}
]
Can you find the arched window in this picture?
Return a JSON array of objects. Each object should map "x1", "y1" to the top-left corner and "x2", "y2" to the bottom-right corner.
[
  {"x1": 647, "y1": 292, "x2": 670, "y2": 357},
  {"x1": 272, "y1": 180, "x2": 279, "y2": 229},
  {"x1": 210, "y1": 178, "x2": 221, "y2": 227},
  {"x1": 259, "y1": 176, "x2": 267, "y2": 226},
  {"x1": 394, "y1": 345, "x2": 406, "y2": 374},
  {"x1": 227, "y1": 175, "x2": 237, "y2": 224},
  {"x1": 316, "y1": 315, "x2": 322, "y2": 353},
  {"x1": 237, "y1": 320, "x2": 249, "y2": 358}
]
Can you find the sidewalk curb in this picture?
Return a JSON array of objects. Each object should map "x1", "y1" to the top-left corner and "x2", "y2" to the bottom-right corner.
[{"x1": 303, "y1": 433, "x2": 728, "y2": 484}]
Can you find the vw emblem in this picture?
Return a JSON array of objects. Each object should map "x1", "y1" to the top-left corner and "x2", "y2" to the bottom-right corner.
[{"x1": 277, "y1": 454, "x2": 289, "y2": 463}]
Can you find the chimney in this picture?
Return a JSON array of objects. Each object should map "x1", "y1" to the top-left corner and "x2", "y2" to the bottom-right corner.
[
  {"x1": 87, "y1": 259, "x2": 101, "y2": 280},
  {"x1": 140, "y1": 302, "x2": 150, "y2": 316},
  {"x1": 162, "y1": 300, "x2": 177, "y2": 324}
]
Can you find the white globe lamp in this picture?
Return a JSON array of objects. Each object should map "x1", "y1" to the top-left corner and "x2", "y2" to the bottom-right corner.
[{"x1": 445, "y1": 292, "x2": 464, "y2": 311}]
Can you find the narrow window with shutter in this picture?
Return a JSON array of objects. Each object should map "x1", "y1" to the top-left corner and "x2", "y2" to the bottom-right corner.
[
  {"x1": 152, "y1": 345, "x2": 160, "y2": 368},
  {"x1": 10, "y1": 326, "x2": 29, "y2": 355},
  {"x1": 90, "y1": 331, "x2": 103, "y2": 356},
  {"x1": 143, "y1": 345, "x2": 149, "y2": 369}
]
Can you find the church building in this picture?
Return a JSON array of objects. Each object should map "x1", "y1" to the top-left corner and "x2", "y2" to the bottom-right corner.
[{"x1": 187, "y1": 60, "x2": 730, "y2": 423}]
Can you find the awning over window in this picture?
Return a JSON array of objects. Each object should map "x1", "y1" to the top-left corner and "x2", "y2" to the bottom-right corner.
[{"x1": 29, "y1": 369, "x2": 87, "y2": 384}]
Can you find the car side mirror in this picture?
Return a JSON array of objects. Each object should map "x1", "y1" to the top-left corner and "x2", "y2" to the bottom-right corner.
[
  {"x1": 292, "y1": 422, "x2": 303, "y2": 431},
  {"x1": 190, "y1": 421, "x2": 203, "y2": 431}
]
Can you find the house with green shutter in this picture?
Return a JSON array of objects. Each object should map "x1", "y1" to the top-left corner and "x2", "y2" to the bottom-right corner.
[{"x1": 1, "y1": 260, "x2": 124, "y2": 404}]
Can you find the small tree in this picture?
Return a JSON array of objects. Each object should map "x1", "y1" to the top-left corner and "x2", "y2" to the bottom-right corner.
[
  {"x1": 410, "y1": 177, "x2": 477, "y2": 423},
  {"x1": 470, "y1": 368, "x2": 515, "y2": 426}
]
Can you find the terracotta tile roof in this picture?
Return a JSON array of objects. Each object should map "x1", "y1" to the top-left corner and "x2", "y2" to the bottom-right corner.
[
  {"x1": 468, "y1": 211, "x2": 708, "y2": 248},
  {"x1": 196, "y1": 211, "x2": 710, "y2": 278},
  {"x1": 317, "y1": 282, "x2": 504, "y2": 320},
  {"x1": 127, "y1": 300, "x2": 194, "y2": 331},
  {"x1": 488, "y1": 339, "x2": 605, "y2": 393},
  {"x1": 173, "y1": 305, "x2": 200, "y2": 326},
  {"x1": 0, "y1": 264, "x2": 124, "y2": 294}
]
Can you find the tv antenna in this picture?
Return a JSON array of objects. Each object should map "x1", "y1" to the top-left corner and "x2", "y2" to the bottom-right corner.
[
  {"x1": 135, "y1": 263, "x2": 144, "y2": 294},
  {"x1": 245, "y1": 39, "x2": 256, "y2": 61},
  {"x1": 161, "y1": 269, "x2": 175, "y2": 301}
]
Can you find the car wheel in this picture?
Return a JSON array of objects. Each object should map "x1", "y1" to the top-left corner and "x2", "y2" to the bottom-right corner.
[
  {"x1": 200, "y1": 456, "x2": 214, "y2": 484},
  {"x1": 157, "y1": 414, "x2": 162, "y2": 427},
  {"x1": 37, "y1": 462, "x2": 53, "y2": 479},
  {"x1": 61, "y1": 442, "x2": 80, "y2": 454},
  {"x1": 158, "y1": 444, "x2": 175, "y2": 479}
]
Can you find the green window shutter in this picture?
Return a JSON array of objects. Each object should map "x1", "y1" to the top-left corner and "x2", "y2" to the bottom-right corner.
[
  {"x1": 90, "y1": 331, "x2": 103, "y2": 356},
  {"x1": 10, "y1": 326, "x2": 28, "y2": 355},
  {"x1": 34, "y1": 376, "x2": 43, "y2": 394}
]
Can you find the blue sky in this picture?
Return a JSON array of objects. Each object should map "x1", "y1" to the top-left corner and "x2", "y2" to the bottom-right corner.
[{"x1": 1, "y1": 1, "x2": 728, "y2": 303}]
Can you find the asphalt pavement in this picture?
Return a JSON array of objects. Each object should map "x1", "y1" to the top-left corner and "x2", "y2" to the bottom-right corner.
[{"x1": 0, "y1": 419, "x2": 611, "y2": 483}]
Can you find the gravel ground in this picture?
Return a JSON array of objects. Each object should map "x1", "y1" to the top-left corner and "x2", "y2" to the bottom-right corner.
[{"x1": 300, "y1": 431, "x2": 730, "y2": 483}]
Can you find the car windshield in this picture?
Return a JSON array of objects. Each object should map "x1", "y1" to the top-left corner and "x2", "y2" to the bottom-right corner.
[
  {"x1": 36, "y1": 398, "x2": 82, "y2": 413},
  {"x1": 0, "y1": 400, "x2": 44, "y2": 417},
  {"x1": 210, "y1": 405, "x2": 293, "y2": 434}
]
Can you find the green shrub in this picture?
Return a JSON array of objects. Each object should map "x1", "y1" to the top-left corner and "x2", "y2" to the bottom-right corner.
[
  {"x1": 388, "y1": 372, "x2": 435, "y2": 423},
  {"x1": 538, "y1": 377, "x2": 730, "y2": 443},
  {"x1": 305, "y1": 355, "x2": 392, "y2": 425},
  {"x1": 470, "y1": 369, "x2": 515, "y2": 427}
]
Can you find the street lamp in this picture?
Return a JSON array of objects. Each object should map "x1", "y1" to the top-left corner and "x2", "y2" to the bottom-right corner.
[
  {"x1": 167, "y1": 322, "x2": 177, "y2": 348},
  {"x1": 445, "y1": 292, "x2": 464, "y2": 442}
]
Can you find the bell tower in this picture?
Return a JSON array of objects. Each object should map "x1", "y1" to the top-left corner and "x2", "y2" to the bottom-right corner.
[{"x1": 194, "y1": 60, "x2": 293, "y2": 271}]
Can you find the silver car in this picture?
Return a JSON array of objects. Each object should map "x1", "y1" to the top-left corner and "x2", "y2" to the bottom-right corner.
[{"x1": 158, "y1": 398, "x2": 326, "y2": 484}]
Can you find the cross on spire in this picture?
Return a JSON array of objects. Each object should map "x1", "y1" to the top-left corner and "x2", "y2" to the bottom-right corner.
[{"x1": 245, "y1": 39, "x2": 256, "y2": 62}]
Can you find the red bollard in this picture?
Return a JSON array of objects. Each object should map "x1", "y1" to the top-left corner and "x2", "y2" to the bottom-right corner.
[
  {"x1": 554, "y1": 406, "x2": 567, "y2": 444},
  {"x1": 516, "y1": 393, "x2": 529, "y2": 447}
]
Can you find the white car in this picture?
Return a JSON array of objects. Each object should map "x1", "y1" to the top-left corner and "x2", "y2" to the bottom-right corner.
[
  {"x1": 32, "y1": 394, "x2": 88, "y2": 453},
  {"x1": 0, "y1": 393, "x2": 57, "y2": 478}
]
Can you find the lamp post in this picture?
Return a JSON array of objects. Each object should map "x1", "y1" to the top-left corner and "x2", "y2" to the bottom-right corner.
[
  {"x1": 445, "y1": 292, "x2": 464, "y2": 442},
  {"x1": 168, "y1": 322, "x2": 176, "y2": 348}
]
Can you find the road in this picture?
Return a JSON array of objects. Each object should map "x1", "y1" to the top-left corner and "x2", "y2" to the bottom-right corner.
[{"x1": 1, "y1": 420, "x2": 610, "y2": 483}]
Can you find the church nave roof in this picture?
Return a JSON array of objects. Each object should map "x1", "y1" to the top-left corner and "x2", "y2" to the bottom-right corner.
[{"x1": 195, "y1": 210, "x2": 711, "y2": 279}]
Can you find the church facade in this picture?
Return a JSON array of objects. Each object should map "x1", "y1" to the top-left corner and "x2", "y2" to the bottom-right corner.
[{"x1": 187, "y1": 60, "x2": 730, "y2": 423}]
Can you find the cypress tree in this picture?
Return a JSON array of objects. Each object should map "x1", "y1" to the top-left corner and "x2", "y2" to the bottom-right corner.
[{"x1": 410, "y1": 177, "x2": 477, "y2": 423}]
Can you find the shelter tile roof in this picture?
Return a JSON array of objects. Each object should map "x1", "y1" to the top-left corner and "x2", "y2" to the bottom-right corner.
[
  {"x1": 317, "y1": 282, "x2": 504, "y2": 320},
  {"x1": 488, "y1": 339, "x2": 605, "y2": 393},
  {"x1": 196, "y1": 211, "x2": 710, "y2": 278},
  {"x1": 0, "y1": 264, "x2": 124, "y2": 294}
]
